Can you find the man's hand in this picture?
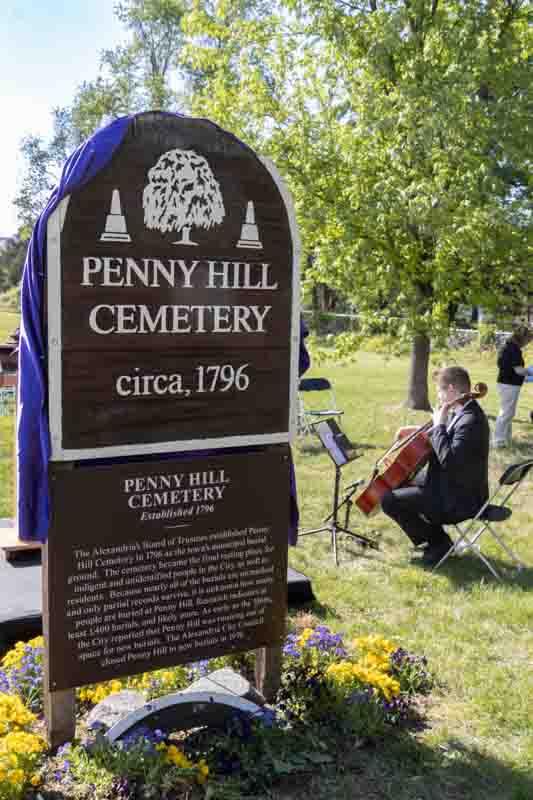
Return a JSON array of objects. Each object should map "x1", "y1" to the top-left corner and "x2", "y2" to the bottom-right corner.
[{"x1": 432, "y1": 401, "x2": 455, "y2": 427}]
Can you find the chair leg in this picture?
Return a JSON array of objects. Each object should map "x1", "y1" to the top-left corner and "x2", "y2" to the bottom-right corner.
[
  {"x1": 458, "y1": 520, "x2": 524, "y2": 572},
  {"x1": 482, "y1": 523, "x2": 525, "y2": 570},
  {"x1": 433, "y1": 523, "x2": 502, "y2": 581},
  {"x1": 474, "y1": 549, "x2": 502, "y2": 580}
]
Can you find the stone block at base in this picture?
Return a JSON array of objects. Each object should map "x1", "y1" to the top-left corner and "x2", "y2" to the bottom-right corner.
[
  {"x1": 86, "y1": 691, "x2": 147, "y2": 731},
  {"x1": 183, "y1": 667, "x2": 266, "y2": 706}
]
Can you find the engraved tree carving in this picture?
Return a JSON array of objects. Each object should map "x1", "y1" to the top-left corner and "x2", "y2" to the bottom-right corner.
[{"x1": 143, "y1": 148, "x2": 225, "y2": 245}]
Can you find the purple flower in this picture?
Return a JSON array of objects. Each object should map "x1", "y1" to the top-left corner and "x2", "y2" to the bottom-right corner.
[
  {"x1": 187, "y1": 660, "x2": 210, "y2": 680},
  {"x1": 254, "y1": 707, "x2": 277, "y2": 727},
  {"x1": 0, "y1": 670, "x2": 10, "y2": 693},
  {"x1": 283, "y1": 633, "x2": 302, "y2": 658},
  {"x1": 348, "y1": 688, "x2": 373, "y2": 705},
  {"x1": 88, "y1": 720, "x2": 107, "y2": 732},
  {"x1": 300, "y1": 626, "x2": 348, "y2": 657}
]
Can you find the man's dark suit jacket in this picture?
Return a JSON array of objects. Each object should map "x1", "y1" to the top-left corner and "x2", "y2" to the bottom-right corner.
[{"x1": 424, "y1": 399, "x2": 490, "y2": 524}]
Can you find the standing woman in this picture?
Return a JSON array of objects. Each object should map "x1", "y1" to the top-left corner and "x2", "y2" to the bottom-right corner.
[{"x1": 493, "y1": 324, "x2": 532, "y2": 448}]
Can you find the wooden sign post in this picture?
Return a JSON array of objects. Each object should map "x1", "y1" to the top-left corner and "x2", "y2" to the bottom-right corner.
[{"x1": 42, "y1": 112, "x2": 299, "y2": 746}]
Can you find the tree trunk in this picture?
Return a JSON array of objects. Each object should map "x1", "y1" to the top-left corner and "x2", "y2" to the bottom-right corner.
[
  {"x1": 405, "y1": 333, "x2": 432, "y2": 410},
  {"x1": 174, "y1": 226, "x2": 198, "y2": 246}
]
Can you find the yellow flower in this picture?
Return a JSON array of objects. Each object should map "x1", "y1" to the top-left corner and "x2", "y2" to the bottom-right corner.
[
  {"x1": 297, "y1": 628, "x2": 314, "y2": 647},
  {"x1": 9, "y1": 767, "x2": 25, "y2": 786},
  {"x1": 325, "y1": 659, "x2": 400, "y2": 700},
  {"x1": 359, "y1": 652, "x2": 391, "y2": 673},
  {"x1": 30, "y1": 774, "x2": 41, "y2": 786},
  {"x1": 352, "y1": 635, "x2": 396, "y2": 657},
  {"x1": 197, "y1": 759, "x2": 209, "y2": 784},
  {"x1": 165, "y1": 744, "x2": 193, "y2": 769},
  {"x1": 0, "y1": 694, "x2": 36, "y2": 736}
]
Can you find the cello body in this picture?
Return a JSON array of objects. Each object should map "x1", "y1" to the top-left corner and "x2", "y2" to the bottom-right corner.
[{"x1": 355, "y1": 430, "x2": 432, "y2": 516}]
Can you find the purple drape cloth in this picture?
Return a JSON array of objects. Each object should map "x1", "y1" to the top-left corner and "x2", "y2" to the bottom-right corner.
[
  {"x1": 17, "y1": 116, "x2": 134, "y2": 542},
  {"x1": 17, "y1": 113, "x2": 309, "y2": 544}
]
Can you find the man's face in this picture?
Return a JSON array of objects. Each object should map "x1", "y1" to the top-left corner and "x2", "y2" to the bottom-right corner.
[{"x1": 437, "y1": 382, "x2": 459, "y2": 406}]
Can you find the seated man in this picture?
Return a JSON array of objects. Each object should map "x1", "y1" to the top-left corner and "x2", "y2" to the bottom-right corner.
[{"x1": 381, "y1": 366, "x2": 490, "y2": 566}]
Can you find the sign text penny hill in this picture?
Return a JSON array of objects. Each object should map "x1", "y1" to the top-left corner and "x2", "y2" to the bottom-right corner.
[{"x1": 82, "y1": 256, "x2": 278, "y2": 398}]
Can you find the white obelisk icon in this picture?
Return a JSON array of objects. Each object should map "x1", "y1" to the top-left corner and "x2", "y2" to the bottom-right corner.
[
  {"x1": 236, "y1": 200, "x2": 262, "y2": 249},
  {"x1": 100, "y1": 188, "x2": 131, "y2": 242}
]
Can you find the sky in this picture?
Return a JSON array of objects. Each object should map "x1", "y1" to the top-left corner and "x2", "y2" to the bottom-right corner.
[{"x1": 0, "y1": 1, "x2": 125, "y2": 237}]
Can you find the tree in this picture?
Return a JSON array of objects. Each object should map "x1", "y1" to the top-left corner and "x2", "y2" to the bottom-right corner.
[
  {"x1": 0, "y1": 236, "x2": 26, "y2": 293},
  {"x1": 69, "y1": 0, "x2": 188, "y2": 138},
  {"x1": 180, "y1": 0, "x2": 532, "y2": 407},
  {"x1": 180, "y1": 0, "x2": 351, "y2": 294},
  {"x1": 13, "y1": 108, "x2": 74, "y2": 237},
  {"x1": 143, "y1": 148, "x2": 225, "y2": 243},
  {"x1": 285, "y1": 0, "x2": 532, "y2": 407},
  {"x1": 14, "y1": 0, "x2": 188, "y2": 231}
]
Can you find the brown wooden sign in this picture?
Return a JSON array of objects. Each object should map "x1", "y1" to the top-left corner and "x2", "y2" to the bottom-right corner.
[
  {"x1": 44, "y1": 446, "x2": 289, "y2": 691},
  {"x1": 47, "y1": 112, "x2": 299, "y2": 460}
]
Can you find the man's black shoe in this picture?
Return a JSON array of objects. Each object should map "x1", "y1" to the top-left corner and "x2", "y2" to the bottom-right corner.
[{"x1": 421, "y1": 540, "x2": 453, "y2": 567}]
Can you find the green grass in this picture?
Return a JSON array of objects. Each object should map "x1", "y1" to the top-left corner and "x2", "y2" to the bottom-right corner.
[
  {"x1": 0, "y1": 416, "x2": 14, "y2": 517},
  {"x1": 0, "y1": 308, "x2": 20, "y2": 342},
  {"x1": 288, "y1": 347, "x2": 533, "y2": 799}
]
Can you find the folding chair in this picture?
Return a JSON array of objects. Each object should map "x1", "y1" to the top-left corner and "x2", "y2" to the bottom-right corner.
[
  {"x1": 297, "y1": 377, "x2": 343, "y2": 436},
  {"x1": 434, "y1": 458, "x2": 533, "y2": 580}
]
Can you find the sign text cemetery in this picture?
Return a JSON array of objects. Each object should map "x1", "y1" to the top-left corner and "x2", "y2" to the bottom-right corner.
[{"x1": 47, "y1": 113, "x2": 299, "y2": 459}]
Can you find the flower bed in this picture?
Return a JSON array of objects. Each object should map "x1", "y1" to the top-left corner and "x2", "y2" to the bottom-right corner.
[{"x1": 0, "y1": 625, "x2": 433, "y2": 799}]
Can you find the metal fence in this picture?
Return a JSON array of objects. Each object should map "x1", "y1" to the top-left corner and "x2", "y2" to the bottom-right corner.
[{"x1": 302, "y1": 311, "x2": 510, "y2": 349}]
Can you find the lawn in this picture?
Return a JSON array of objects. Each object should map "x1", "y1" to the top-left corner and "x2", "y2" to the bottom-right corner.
[
  {"x1": 1, "y1": 341, "x2": 532, "y2": 799},
  {"x1": 0, "y1": 308, "x2": 19, "y2": 343},
  {"x1": 289, "y1": 346, "x2": 533, "y2": 799}
]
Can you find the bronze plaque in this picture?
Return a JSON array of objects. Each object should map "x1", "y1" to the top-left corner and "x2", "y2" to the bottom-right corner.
[
  {"x1": 45, "y1": 447, "x2": 289, "y2": 691},
  {"x1": 47, "y1": 112, "x2": 298, "y2": 459}
]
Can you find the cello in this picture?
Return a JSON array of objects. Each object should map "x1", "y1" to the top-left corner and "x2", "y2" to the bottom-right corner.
[{"x1": 355, "y1": 382, "x2": 488, "y2": 517}]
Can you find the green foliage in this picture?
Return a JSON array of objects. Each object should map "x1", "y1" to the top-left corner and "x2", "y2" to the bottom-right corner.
[
  {"x1": 0, "y1": 286, "x2": 21, "y2": 314},
  {"x1": 175, "y1": 0, "x2": 530, "y2": 405},
  {"x1": 478, "y1": 322, "x2": 499, "y2": 351},
  {"x1": 0, "y1": 238, "x2": 26, "y2": 293},
  {"x1": 190, "y1": 719, "x2": 333, "y2": 798},
  {"x1": 61, "y1": 734, "x2": 199, "y2": 797},
  {"x1": 13, "y1": 109, "x2": 74, "y2": 235},
  {"x1": 70, "y1": 0, "x2": 187, "y2": 139},
  {"x1": 305, "y1": 0, "x2": 530, "y2": 336}
]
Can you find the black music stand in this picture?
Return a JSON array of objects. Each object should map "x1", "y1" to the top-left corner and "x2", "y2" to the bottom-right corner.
[{"x1": 299, "y1": 418, "x2": 377, "y2": 565}]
